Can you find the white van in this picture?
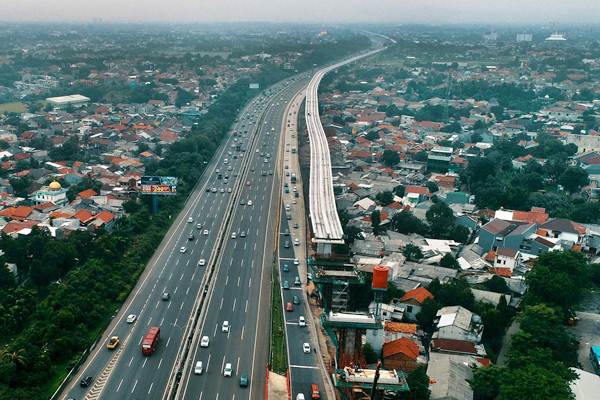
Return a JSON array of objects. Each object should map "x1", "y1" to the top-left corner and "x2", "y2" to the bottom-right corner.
[{"x1": 296, "y1": 394, "x2": 305, "y2": 400}]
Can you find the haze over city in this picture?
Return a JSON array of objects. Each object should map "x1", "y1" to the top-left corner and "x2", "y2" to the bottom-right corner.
[{"x1": 1, "y1": 0, "x2": 599, "y2": 24}]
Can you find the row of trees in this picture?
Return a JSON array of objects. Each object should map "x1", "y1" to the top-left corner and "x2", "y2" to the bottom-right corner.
[{"x1": 470, "y1": 251, "x2": 597, "y2": 400}]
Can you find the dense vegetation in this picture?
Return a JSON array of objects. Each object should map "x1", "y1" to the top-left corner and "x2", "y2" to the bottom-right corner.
[
  {"x1": 460, "y1": 135, "x2": 598, "y2": 222},
  {"x1": 470, "y1": 251, "x2": 598, "y2": 400}
]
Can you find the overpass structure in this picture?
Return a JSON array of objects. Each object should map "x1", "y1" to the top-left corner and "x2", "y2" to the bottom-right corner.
[{"x1": 305, "y1": 47, "x2": 385, "y2": 256}]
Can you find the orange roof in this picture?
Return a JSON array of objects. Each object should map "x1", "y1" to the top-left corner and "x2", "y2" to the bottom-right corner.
[
  {"x1": 78, "y1": 189, "x2": 98, "y2": 199},
  {"x1": 95, "y1": 210, "x2": 114, "y2": 223},
  {"x1": 512, "y1": 210, "x2": 549, "y2": 224},
  {"x1": 384, "y1": 321, "x2": 418, "y2": 335},
  {"x1": 382, "y1": 338, "x2": 419, "y2": 361},
  {"x1": 400, "y1": 287, "x2": 433, "y2": 304},
  {"x1": 73, "y1": 209, "x2": 94, "y2": 224},
  {"x1": 405, "y1": 185, "x2": 431, "y2": 196},
  {"x1": 0, "y1": 205, "x2": 33, "y2": 219},
  {"x1": 50, "y1": 211, "x2": 72, "y2": 219},
  {"x1": 2, "y1": 220, "x2": 37, "y2": 234},
  {"x1": 490, "y1": 267, "x2": 512, "y2": 277}
]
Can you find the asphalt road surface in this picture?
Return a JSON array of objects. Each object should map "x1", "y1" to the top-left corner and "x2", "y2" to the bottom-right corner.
[
  {"x1": 176, "y1": 78, "x2": 311, "y2": 400},
  {"x1": 63, "y1": 74, "x2": 309, "y2": 400},
  {"x1": 278, "y1": 213, "x2": 325, "y2": 400}
]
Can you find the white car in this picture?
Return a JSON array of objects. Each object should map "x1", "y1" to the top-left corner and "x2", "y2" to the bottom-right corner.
[
  {"x1": 198, "y1": 259, "x2": 206, "y2": 267},
  {"x1": 293, "y1": 258, "x2": 299, "y2": 265},
  {"x1": 294, "y1": 238, "x2": 300, "y2": 246},
  {"x1": 247, "y1": 200, "x2": 253, "y2": 206},
  {"x1": 180, "y1": 247, "x2": 187, "y2": 253},
  {"x1": 298, "y1": 316, "x2": 306, "y2": 327},
  {"x1": 196, "y1": 223, "x2": 202, "y2": 229},
  {"x1": 231, "y1": 232, "x2": 237, "y2": 239},
  {"x1": 188, "y1": 217, "x2": 193, "y2": 223},
  {"x1": 194, "y1": 361, "x2": 203, "y2": 375},
  {"x1": 222, "y1": 321, "x2": 230, "y2": 333},
  {"x1": 126, "y1": 314, "x2": 137, "y2": 324},
  {"x1": 200, "y1": 336, "x2": 210, "y2": 348},
  {"x1": 223, "y1": 362, "x2": 233, "y2": 377},
  {"x1": 203, "y1": 230, "x2": 209, "y2": 236},
  {"x1": 303, "y1": 343, "x2": 311, "y2": 354}
]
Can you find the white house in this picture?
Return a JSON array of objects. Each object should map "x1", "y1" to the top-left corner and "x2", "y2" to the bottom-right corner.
[
  {"x1": 433, "y1": 306, "x2": 483, "y2": 343},
  {"x1": 540, "y1": 219, "x2": 585, "y2": 244},
  {"x1": 493, "y1": 247, "x2": 521, "y2": 272}
]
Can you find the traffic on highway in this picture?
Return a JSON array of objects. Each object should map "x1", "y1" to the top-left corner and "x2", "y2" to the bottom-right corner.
[{"x1": 63, "y1": 74, "x2": 311, "y2": 400}]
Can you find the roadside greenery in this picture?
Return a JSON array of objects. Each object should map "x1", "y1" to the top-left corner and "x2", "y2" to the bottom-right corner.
[{"x1": 270, "y1": 265, "x2": 287, "y2": 374}]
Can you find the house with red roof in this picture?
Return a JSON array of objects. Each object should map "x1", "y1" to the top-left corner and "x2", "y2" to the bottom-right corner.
[
  {"x1": 78, "y1": 188, "x2": 98, "y2": 199},
  {"x1": 72, "y1": 209, "x2": 95, "y2": 225},
  {"x1": 382, "y1": 337, "x2": 422, "y2": 372},
  {"x1": 396, "y1": 287, "x2": 434, "y2": 321}
]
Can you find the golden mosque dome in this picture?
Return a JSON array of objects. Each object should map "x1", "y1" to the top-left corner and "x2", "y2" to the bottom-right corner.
[{"x1": 49, "y1": 181, "x2": 62, "y2": 190}]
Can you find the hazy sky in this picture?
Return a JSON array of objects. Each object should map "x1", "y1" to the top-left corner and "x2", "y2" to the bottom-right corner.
[{"x1": 1, "y1": 0, "x2": 598, "y2": 24}]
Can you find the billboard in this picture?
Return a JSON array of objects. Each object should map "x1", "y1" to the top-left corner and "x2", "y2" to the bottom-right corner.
[{"x1": 140, "y1": 176, "x2": 178, "y2": 195}]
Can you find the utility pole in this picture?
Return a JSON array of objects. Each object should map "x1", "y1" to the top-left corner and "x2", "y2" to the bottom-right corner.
[{"x1": 370, "y1": 359, "x2": 382, "y2": 400}]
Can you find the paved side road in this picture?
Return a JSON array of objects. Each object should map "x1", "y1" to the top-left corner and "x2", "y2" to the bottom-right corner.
[{"x1": 573, "y1": 311, "x2": 600, "y2": 373}]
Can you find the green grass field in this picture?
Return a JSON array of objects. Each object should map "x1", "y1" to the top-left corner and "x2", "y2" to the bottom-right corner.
[
  {"x1": 270, "y1": 265, "x2": 288, "y2": 374},
  {"x1": 0, "y1": 102, "x2": 27, "y2": 114}
]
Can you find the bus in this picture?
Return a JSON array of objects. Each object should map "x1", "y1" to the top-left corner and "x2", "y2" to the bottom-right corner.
[
  {"x1": 591, "y1": 345, "x2": 600, "y2": 374},
  {"x1": 142, "y1": 327, "x2": 160, "y2": 356}
]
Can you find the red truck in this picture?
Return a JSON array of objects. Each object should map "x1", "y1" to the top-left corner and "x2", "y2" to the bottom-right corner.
[{"x1": 141, "y1": 326, "x2": 160, "y2": 356}]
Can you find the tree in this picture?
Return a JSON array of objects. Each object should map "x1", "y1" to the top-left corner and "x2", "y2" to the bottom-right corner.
[
  {"x1": 498, "y1": 363, "x2": 575, "y2": 400},
  {"x1": 426, "y1": 181, "x2": 439, "y2": 194},
  {"x1": 371, "y1": 210, "x2": 382, "y2": 235},
  {"x1": 391, "y1": 211, "x2": 429, "y2": 236},
  {"x1": 461, "y1": 157, "x2": 496, "y2": 191},
  {"x1": 426, "y1": 201, "x2": 455, "y2": 239},
  {"x1": 439, "y1": 253, "x2": 459, "y2": 269},
  {"x1": 404, "y1": 367, "x2": 431, "y2": 400},
  {"x1": 393, "y1": 185, "x2": 406, "y2": 197},
  {"x1": 414, "y1": 150, "x2": 428, "y2": 162},
  {"x1": 441, "y1": 121, "x2": 461, "y2": 133},
  {"x1": 375, "y1": 191, "x2": 394, "y2": 206},
  {"x1": 558, "y1": 166, "x2": 589, "y2": 193},
  {"x1": 449, "y1": 224, "x2": 470, "y2": 244},
  {"x1": 484, "y1": 275, "x2": 510, "y2": 294},
  {"x1": 525, "y1": 251, "x2": 590, "y2": 312},
  {"x1": 382, "y1": 149, "x2": 400, "y2": 167},
  {"x1": 362, "y1": 343, "x2": 378, "y2": 364},
  {"x1": 403, "y1": 244, "x2": 423, "y2": 261},
  {"x1": 470, "y1": 365, "x2": 502, "y2": 400}
]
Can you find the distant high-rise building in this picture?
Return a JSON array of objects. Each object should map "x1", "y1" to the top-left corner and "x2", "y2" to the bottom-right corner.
[
  {"x1": 545, "y1": 32, "x2": 567, "y2": 41},
  {"x1": 484, "y1": 31, "x2": 498, "y2": 42},
  {"x1": 516, "y1": 33, "x2": 533, "y2": 42}
]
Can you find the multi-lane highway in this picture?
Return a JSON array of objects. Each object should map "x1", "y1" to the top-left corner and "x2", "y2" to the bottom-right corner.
[
  {"x1": 175, "y1": 78, "x2": 312, "y2": 400},
  {"x1": 62, "y1": 74, "x2": 309, "y2": 400}
]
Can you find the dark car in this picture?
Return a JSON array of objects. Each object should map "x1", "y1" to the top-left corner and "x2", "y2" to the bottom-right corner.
[
  {"x1": 293, "y1": 295, "x2": 300, "y2": 305},
  {"x1": 286, "y1": 302, "x2": 294, "y2": 312},
  {"x1": 283, "y1": 264, "x2": 289, "y2": 272},
  {"x1": 80, "y1": 376, "x2": 93, "y2": 388},
  {"x1": 239, "y1": 373, "x2": 249, "y2": 387},
  {"x1": 284, "y1": 241, "x2": 290, "y2": 248}
]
